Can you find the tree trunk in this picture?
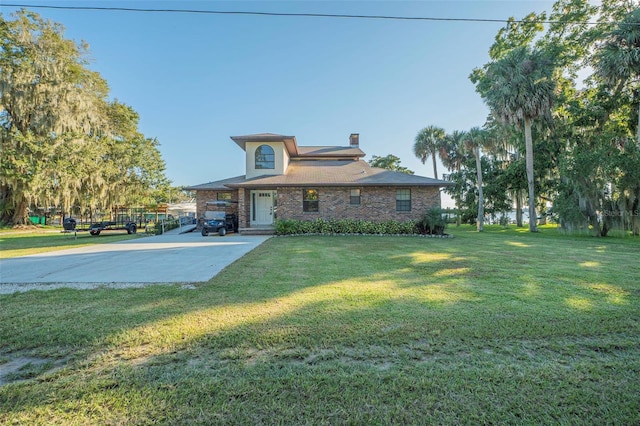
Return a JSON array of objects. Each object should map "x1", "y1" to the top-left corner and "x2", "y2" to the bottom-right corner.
[
  {"x1": 0, "y1": 186, "x2": 12, "y2": 224},
  {"x1": 637, "y1": 101, "x2": 639, "y2": 148},
  {"x1": 524, "y1": 118, "x2": 538, "y2": 232},
  {"x1": 515, "y1": 189, "x2": 523, "y2": 227},
  {"x1": 431, "y1": 152, "x2": 438, "y2": 180},
  {"x1": 475, "y1": 146, "x2": 484, "y2": 232},
  {"x1": 633, "y1": 188, "x2": 640, "y2": 236},
  {"x1": 12, "y1": 198, "x2": 30, "y2": 225},
  {"x1": 456, "y1": 164, "x2": 462, "y2": 226}
]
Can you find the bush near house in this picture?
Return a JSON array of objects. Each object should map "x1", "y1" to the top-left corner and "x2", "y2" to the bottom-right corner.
[
  {"x1": 276, "y1": 208, "x2": 448, "y2": 236},
  {"x1": 418, "y1": 207, "x2": 447, "y2": 235},
  {"x1": 153, "y1": 218, "x2": 180, "y2": 235},
  {"x1": 276, "y1": 218, "x2": 417, "y2": 235}
]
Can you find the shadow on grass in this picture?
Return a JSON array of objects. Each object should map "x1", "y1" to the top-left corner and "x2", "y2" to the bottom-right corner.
[{"x1": 1, "y1": 229, "x2": 639, "y2": 423}]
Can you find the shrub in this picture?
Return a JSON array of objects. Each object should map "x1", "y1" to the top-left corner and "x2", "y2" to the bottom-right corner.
[
  {"x1": 418, "y1": 207, "x2": 447, "y2": 235},
  {"x1": 154, "y1": 218, "x2": 180, "y2": 235},
  {"x1": 275, "y1": 218, "x2": 420, "y2": 236}
]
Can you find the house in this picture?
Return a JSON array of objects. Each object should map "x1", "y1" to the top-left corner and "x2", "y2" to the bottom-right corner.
[{"x1": 186, "y1": 133, "x2": 452, "y2": 233}]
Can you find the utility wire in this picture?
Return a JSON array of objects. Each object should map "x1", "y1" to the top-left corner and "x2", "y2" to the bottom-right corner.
[{"x1": 1, "y1": 3, "x2": 624, "y2": 26}]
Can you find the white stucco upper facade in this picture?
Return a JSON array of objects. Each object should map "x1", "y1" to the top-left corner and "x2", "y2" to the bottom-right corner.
[{"x1": 244, "y1": 141, "x2": 290, "y2": 179}]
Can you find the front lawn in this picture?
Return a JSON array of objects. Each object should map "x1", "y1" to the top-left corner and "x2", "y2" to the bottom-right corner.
[{"x1": 1, "y1": 226, "x2": 639, "y2": 424}]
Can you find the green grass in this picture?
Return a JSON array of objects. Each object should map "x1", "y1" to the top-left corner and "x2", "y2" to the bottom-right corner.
[
  {"x1": 0, "y1": 229, "x2": 146, "y2": 258},
  {"x1": 1, "y1": 225, "x2": 639, "y2": 424}
]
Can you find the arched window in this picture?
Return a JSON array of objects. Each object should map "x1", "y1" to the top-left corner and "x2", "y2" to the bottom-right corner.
[{"x1": 255, "y1": 145, "x2": 275, "y2": 169}]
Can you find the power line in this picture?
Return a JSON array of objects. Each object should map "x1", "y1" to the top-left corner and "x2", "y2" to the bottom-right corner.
[{"x1": 1, "y1": 3, "x2": 620, "y2": 26}]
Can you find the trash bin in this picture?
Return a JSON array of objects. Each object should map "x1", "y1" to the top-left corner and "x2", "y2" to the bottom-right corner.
[{"x1": 29, "y1": 216, "x2": 46, "y2": 225}]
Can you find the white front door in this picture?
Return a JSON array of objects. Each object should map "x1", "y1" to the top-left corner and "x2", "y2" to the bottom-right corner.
[{"x1": 251, "y1": 191, "x2": 275, "y2": 226}]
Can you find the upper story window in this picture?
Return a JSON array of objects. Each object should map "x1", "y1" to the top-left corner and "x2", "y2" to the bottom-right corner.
[
  {"x1": 255, "y1": 145, "x2": 275, "y2": 169},
  {"x1": 396, "y1": 189, "x2": 411, "y2": 212}
]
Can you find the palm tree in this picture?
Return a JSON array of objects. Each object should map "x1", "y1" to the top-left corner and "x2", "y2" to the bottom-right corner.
[
  {"x1": 441, "y1": 130, "x2": 468, "y2": 226},
  {"x1": 484, "y1": 119, "x2": 526, "y2": 227},
  {"x1": 478, "y1": 46, "x2": 557, "y2": 232},
  {"x1": 440, "y1": 130, "x2": 468, "y2": 173},
  {"x1": 465, "y1": 127, "x2": 486, "y2": 232},
  {"x1": 414, "y1": 125, "x2": 446, "y2": 179},
  {"x1": 593, "y1": 8, "x2": 640, "y2": 146},
  {"x1": 439, "y1": 130, "x2": 467, "y2": 226}
]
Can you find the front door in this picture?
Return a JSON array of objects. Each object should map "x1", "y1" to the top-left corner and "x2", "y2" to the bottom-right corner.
[{"x1": 251, "y1": 191, "x2": 275, "y2": 226}]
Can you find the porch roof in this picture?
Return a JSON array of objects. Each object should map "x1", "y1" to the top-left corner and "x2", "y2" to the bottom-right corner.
[{"x1": 184, "y1": 175, "x2": 246, "y2": 191}]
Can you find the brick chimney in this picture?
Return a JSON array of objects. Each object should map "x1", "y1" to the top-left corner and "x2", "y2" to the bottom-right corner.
[{"x1": 349, "y1": 133, "x2": 359, "y2": 148}]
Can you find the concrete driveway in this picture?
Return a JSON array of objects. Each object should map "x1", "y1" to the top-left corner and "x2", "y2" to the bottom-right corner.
[{"x1": 0, "y1": 232, "x2": 271, "y2": 294}]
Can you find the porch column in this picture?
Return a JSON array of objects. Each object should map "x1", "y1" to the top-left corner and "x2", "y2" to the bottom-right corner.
[{"x1": 237, "y1": 187, "x2": 247, "y2": 229}]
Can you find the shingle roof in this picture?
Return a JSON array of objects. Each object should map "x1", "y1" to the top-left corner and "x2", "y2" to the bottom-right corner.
[
  {"x1": 297, "y1": 146, "x2": 365, "y2": 158},
  {"x1": 184, "y1": 175, "x2": 246, "y2": 191},
  {"x1": 222, "y1": 160, "x2": 452, "y2": 188},
  {"x1": 189, "y1": 134, "x2": 452, "y2": 190}
]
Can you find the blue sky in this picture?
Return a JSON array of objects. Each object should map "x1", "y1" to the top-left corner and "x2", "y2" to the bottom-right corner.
[{"x1": 2, "y1": 1, "x2": 558, "y2": 205}]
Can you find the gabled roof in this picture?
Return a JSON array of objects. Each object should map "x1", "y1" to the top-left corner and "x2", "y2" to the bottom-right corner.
[{"x1": 223, "y1": 160, "x2": 453, "y2": 188}]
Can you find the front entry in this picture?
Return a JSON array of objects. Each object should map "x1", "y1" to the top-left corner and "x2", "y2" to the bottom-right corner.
[{"x1": 250, "y1": 190, "x2": 275, "y2": 226}]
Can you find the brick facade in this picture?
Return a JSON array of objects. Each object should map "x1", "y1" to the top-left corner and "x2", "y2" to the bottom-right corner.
[
  {"x1": 196, "y1": 186, "x2": 441, "y2": 228},
  {"x1": 275, "y1": 186, "x2": 441, "y2": 222},
  {"x1": 195, "y1": 190, "x2": 239, "y2": 219},
  {"x1": 238, "y1": 188, "x2": 250, "y2": 229},
  {"x1": 189, "y1": 133, "x2": 451, "y2": 231}
]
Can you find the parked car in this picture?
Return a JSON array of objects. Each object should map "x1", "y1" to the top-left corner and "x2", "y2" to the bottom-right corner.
[{"x1": 201, "y1": 211, "x2": 238, "y2": 236}]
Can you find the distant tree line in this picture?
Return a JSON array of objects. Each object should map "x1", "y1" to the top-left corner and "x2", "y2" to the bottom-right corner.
[
  {"x1": 413, "y1": 0, "x2": 640, "y2": 236},
  {"x1": 0, "y1": 10, "x2": 184, "y2": 226},
  {"x1": 368, "y1": 154, "x2": 414, "y2": 175}
]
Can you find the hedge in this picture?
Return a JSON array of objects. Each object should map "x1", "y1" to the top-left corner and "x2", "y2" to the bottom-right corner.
[
  {"x1": 275, "y1": 207, "x2": 449, "y2": 236},
  {"x1": 154, "y1": 218, "x2": 180, "y2": 235},
  {"x1": 275, "y1": 218, "x2": 438, "y2": 236}
]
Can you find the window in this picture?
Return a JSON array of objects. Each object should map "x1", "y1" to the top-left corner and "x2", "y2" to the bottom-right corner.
[
  {"x1": 350, "y1": 189, "x2": 361, "y2": 205},
  {"x1": 303, "y1": 189, "x2": 319, "y2": 212},
  {"x1": 217, "y1": 192, "x2": 232, "y2": 201},
  {"x1": 396, "y1": 189, "x2": 411, "y2": 212},
  {"x1": 255, "y1": 145, "x2": 275, "y2": 169}
]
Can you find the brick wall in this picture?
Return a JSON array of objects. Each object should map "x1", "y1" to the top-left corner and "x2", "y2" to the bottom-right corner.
[
  {"x1": 238, "y1": 188, "x2": 250, "y2": 229},
  {"x1": 195, "y1": 190, "x2": 239, "y2": 220},
  {"x1": 276, "y1": 186, "x2": 441, "y2": 222}
]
